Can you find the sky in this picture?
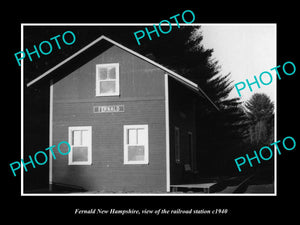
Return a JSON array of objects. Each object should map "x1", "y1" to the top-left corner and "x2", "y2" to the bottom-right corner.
[{"x1": 200, "y1": 24, "x2": 276, "y2": 103}]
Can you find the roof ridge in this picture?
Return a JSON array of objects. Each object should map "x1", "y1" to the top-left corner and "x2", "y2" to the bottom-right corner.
[{"x1": 26, "y1": 34, "x2": 219, "y2": 110}]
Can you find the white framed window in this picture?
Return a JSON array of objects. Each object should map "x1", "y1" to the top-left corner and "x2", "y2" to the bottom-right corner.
[
  {"x1": 68, "y1": 126, "x2": 92, "y2": 165},
  {"x1": 96, "y1": 63, "x2": 120, "y2": 96},
  {"x1": 174, "y1": 126, "x2": 180, "y2": 164},
  {"x1": 124, "y1": 125, "x2": 149, "y2": 165},
  {"x1": 185, "y1": 131, "x2": 193, "y2": 171}
]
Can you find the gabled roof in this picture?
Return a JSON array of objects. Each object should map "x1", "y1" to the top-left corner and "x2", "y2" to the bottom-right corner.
[{"x1": 26, "y1": 35, "x2": 219, "y2": 111}]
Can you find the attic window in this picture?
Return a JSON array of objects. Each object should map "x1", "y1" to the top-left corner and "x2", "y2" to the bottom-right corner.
[{"x1": 96, "y1": 63, "x2": 119, "y2": 96}]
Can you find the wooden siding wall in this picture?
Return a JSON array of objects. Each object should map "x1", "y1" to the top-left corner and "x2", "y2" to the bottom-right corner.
[
  {"x1": 52, "y1": 46, "x2": 166, "y2": 192},
  {"x1": 168, "y1": 77, "x2": 197, "y2": 185}
]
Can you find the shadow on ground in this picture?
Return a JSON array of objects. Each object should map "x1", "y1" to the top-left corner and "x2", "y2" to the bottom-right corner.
[{"x1": 218, "y1": 167, "x2": 274, "y2": 194}]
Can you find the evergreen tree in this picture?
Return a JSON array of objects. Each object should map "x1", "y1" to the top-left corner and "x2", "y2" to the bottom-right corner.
[
  {"x1": 121, "y1": 26, "x2": 247, "y2": 176},
  {"x1": 244, "y1": 93, "x2": 274, "y2": 147}
]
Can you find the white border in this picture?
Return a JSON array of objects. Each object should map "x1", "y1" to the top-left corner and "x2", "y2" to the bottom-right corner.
[
  {"x1": 21, "y1": 23, "x2": 277, "y2": 196},
  {"x1": 274, "y1": 28, "x2": 277, "y2": 195}
]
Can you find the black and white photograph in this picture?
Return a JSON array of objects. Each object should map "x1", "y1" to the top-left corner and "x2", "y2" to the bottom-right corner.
[
  {"x1": 22, "y1": 24, "x2": 277, "y2": 195},
  {"x1": 5, "y1": 5, "x2": 298, "y2": 220}
]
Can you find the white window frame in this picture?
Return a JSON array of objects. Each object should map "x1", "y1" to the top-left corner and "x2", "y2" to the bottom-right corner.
[
  {"x1": 68, "y1": 126, "x2": 92, "y2": 165},
  {"x1": 95, "y1": 63, "x2": 120, "y2": 96},
  {"x1": 186, "y1": 131, "x2": 194, "y2": 171},
  {"x1": 174, "y1": 126, "x2": 180, "y2": 164},
  {"x1": 123, "y1": 124, "x2": 149, "y2": 165}
]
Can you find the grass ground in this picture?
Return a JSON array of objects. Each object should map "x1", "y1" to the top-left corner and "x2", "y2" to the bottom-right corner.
[{"x1": 25, "y1": 166, "x2": 274, "y2": 194}]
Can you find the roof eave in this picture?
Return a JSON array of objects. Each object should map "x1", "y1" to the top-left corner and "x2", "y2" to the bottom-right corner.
[{"x1": 26, "y1": 35, "x2": 219, "y2": 111}]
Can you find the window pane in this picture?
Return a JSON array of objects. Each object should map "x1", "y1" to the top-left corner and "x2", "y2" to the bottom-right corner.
[
  {"x1": 108, "y1": 67, "x2": 116, "y2": 79},
  {"x1": 72, "y1": 146, "x2": 88, "y2": 162},
  {"x1": 100, "y1": 80, "x2": 116, "y2": 94},
  {"x1": 187, "y1": 133, "x2": 192, "y2": 164},
  {"x1": 99, "y1": 67, "x2": 107, "y2": 80},
  {"x1": 128, "y1": 146, "x2": 145, "y2": 161},
  {"x1": 72, "y1": 130, "x2": 81, "y2": 146},
  {"x1": 81, "y1": 130, "x2": 89, "y2": 146},
  {"x1": 175, "y1": 128, "x2": 180, "y2": 163},
  {"x1": 128, "y1": 129, "x2": 137, "y2": 145},
  {"x1": 137, "y1": 128, "x2": 146, "y2": 145}
]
